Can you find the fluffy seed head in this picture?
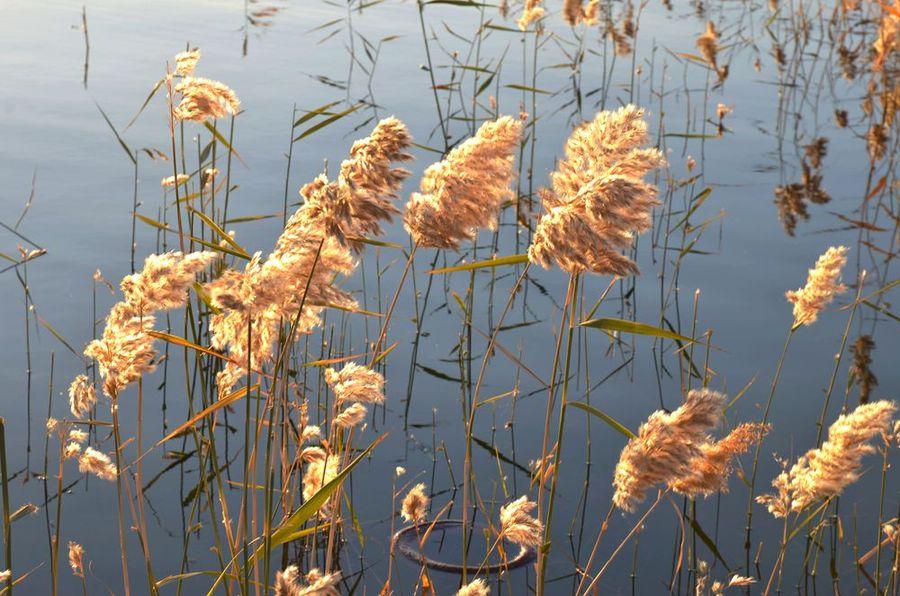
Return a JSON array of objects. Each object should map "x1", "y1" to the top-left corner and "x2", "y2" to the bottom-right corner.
[
  {"x1": 173, "y1": 77, "x2": 240, "y2": 122},
  {"x1": 613, "y1": 389, "x2": 725, "y2": 511},
  {"x1": 78, "y1": 447, "x2": 118, "y2": 481},
  {"x1": 68, "y1": 542, "x2": 85, "y2": 577},
  {"x1": 68, "y1": 375, "x2": 97, "y2": 418},
  {"x1": 401, "y1": 483, "x2": 429, "y2": 523},
  {"x1": 499, "y1": 496, "x2": 543, "y2": 548},
  {"x1": 785, "y1": 246, "x2": 848, "y2": 326},
  {"x1": 324, "y1": 362, "x2": 385, "y2": 405},
  {"x1": 405, "y1": 116, "x2": 521, "y2": 249},
  {"x1": 174, "y1": 48, "x2": 201, "y2": 76},
  {"x1": 457, "y1": 579, "x2": 490, "y2": 596}
]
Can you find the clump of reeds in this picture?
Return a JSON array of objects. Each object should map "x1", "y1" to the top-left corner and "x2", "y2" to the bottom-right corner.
[
  {"x1": 404, "y1": 116, "x2": 521, "y2": 249},
  {"x1": 528, "y1": 105, "x2": 665, "y2": 276},
  {"x1": 784, "y1": 245, "x2": 848, "y2": 327},
  {"x1": 757, "y1": 400, "x2": 896, "y2": 517},
  {"x1": 208, "y1": 118, "x2": 410, "y2": 396}
]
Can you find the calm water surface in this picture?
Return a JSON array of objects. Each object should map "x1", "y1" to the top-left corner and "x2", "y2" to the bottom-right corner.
[{"x1": 0, "y1": 0, "x2": 896, "y2": 593}]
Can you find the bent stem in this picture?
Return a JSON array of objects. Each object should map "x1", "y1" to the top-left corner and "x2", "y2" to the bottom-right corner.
[
  {"x1": 538, "y1": 272, "x2": 580, "y2": 594},
  {"x1": 744, "y1": 325, "x2": 795, "y2": 578},
  {"x1": 460, "y1": 263, "x2": 530, "y2": 581}
]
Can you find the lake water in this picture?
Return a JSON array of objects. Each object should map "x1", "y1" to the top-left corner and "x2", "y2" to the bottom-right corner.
[{"x1": 0, "y1": 0, "x2": 897, "y2": 593}]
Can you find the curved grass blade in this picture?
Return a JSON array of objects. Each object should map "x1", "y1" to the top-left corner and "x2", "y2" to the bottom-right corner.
[
  {"x1": 580, "y1": 317, "x2": 697, "y2": 344},
  {"x1": 568, "y1": 402, "x2": 635, "y2": 439},
  {"x1": 428, "y1": 253, "x2": 527, "y2": 274}
]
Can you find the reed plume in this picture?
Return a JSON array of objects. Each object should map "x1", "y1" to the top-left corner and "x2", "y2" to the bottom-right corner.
[
  {"x1": 873, "y1": 0, "x2": 899, "y2": 71},
  {"x1": 400, "y1": 483, "x2": 429, "y2": 523},
  {"x1": 301, "y1": 447, "x2": 340, "y2": 508},
  {"x1": 85, "y1": 251, "x2": 214, "y2": 397},
  {"x1": 404, "y1": 116, "x2": 522, "y2": 249},
  {"x1": 324, "y1": 362, "x2": 385, "y2": 405},
  {"x1": 517, "y1": 0, "x2": 544, "y2": 30},
  {"x1": 612, "y1": 389, "x2": 724, "y2": 512},
  {"x1": 208, "y1": 119, "x2": 409, "y2": 396},
  {"x1": 173, "y1": 48, "x2": 200, "y2": 76},
  {"x1": 334, "y1": 403, "x2": 368, "y2": 429},
  {"x1": 528, "y1": 105, "x2": 665, "y2": 276},
  {"x1": 457, "y1": 579, "x2": 490, "y2": 596},
  {"x1": 299, "y1": 117, "x2": 412, "y2": 245},
  {"x1": 563, "y1": 0, "x2": 600, "y2": 25},
  {"x1": 275, "y1": 565, "x2": 340, "y2": 596},
  {"x1": 77, "y1": 446, "x2": 118, "y2": 481},
  {"x1": 670, "y1": 423, "x2": 769, "y2": 497},
  {"x1": 68, "y1": 375, "x2": 96, "y2": 418},
  {"x1": 161, "y1": 174, "x2": 189, "y2": 187},
  {"x1": 757, "y1": 400, "x2": 896, "y2": 517},
  {"x1": 173, "y1": 77, "x2": 240, "y2": 122},
  {"x1": 785, "y1": 245, "x2": 848, "y2": 327},
  {"x1": 849, "y1": 335, "x2": 877, "y2": 405},
  {"x1": 499, "y1": 495, "x2": 543, "y2": 548},
  {"x1": 68, "y1": 541, "x2": 84, "y2": 577}
]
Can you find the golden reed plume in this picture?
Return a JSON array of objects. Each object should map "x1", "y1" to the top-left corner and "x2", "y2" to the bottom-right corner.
[
  {"x1": 785, "y1": 245, "x2": 848, "y2": 327},
  {"x1": 499, "y1": 495, "x2": 543, "y2": 548},
  {"x1": 274, "y1": 566, "x2": 341, "y2": 596},
  {"x1": 612, "y1": 389, "x2": 725, "y2": 512},
  {"x1": 173, "y1": 77, "x2": 240, "y2": 122},
  {"x1": 67, "y1": 374, "x2": 96, "y2": 418},
  {"x1": 404, "y1": 116, "x2": 521, "y2": 249},
  {"x1": 401, "y1": 483, "x2": 430, "y2": 523},
  {"x1": 563, "y1": 0, "x2": 600, "y2": 25},
  {"x1": 670, "y1": 422, "x2": 769, "y2": 497},
  {"x1": 173, "y1": 48, "x2": 201, "y2": 77},
  {"x1": 758, "y1": 400, "x2": 896, "y2": 517},
  {"x1": 67, "y1": 542, "x2": 85, "y2": 577},
  {"x1": 207, "y1": 118, "x2": 410, "y2": 397},
  {"x1": 84, "y1": 251, "x2": 214, "y2": 397},
  {"x1": 517, "y1": 0, "x2": 544, "y2": 30},
  {"x1": 457, "y1": 579, "x2": 490, "y2": 596},
  {"x1": 529, "y1": 105, "x2": 665, "y2": 276}
]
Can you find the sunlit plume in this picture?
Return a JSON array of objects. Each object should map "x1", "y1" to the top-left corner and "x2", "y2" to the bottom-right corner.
[
  {"x1": 529, "y1": 105, "x2": 665, "y2": 276},
  {"x1": 785, "y1": 245, "x2": 848, "y2": 327},
  {"x1": 499, "y1": 495, "x2": 543, "y2": 548},
  {"x1": 173, "y1": 77, "x2": 240, "y2": 122},
  {"x1": 401, "y1": 483, "x2": 429, "y2": 523},
  {"x1": 404, "y1": 116, "x2": 522, "y2": 249}
]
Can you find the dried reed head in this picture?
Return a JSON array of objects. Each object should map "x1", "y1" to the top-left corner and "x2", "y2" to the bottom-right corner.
[
  {"x1": 174, "y1": 48, "x2": 201, "y2": 76},
  {"x1": 563, "y1": 0, "x2": 600, "y2": 25},
  {"x1": 324, "y1": 362, "x2": 385, "y2": 405},
  {"x1": 529, "y1": 105, "x2": 664, "y2": 276},
  {"x1": 457, "y1": 579, "x2": 490, "y2": 596},
  {"x1": 785, "y1": 245, "x2": 848, "y2": 327},
  {"x1": 68, "y1": 375, "x2": 96, "y2": 418},
  {"x1": 86, "y1": 251, "x2": 214, "y2": 397},
  {"x1": 299, "y1": 117, "x2": 412, "y2": 246},
  {"x1": 670, "y1": 422, "x2": 769, "y2": 497},
  {"x1": 849, "y1": 335, "x2": 877, "y2": 405},
  {"x1": 121, "y1": 251, "x2": 215, "y2": 312},
  {"x1": 758, "y1": 400, "x2": 896, "y2": 517},
  {"x1": 68, "y1": 541, "x2": 85, "y2": 577},
  {"x1": 275, "y1": 565, "x2": 341, "y2": 596},
  {"x1": 404, "y1": 116, "x2": 522, "y2": 249},
  {"x1": 301, "y1": 449, "x2": 340, "y2": 508},
  {"x1": 517, "y1": 0, "x2": 544, "y2": 30},
  {"x1": 173, "y1": 77, "x2": 241, "y2": 122},
  {"x1": 499, "y1": 495, "x2": 543, "y2": 548},
  {"x1": 612, "y1": 389, "x2": 725, "y2": 511},
  {"x1": 78, "y1": 446, "x2": 118, "y2": 481},
  {"x1": 401, "y1": 483, "x2": 429, "y2": 523},
  {"x1": 334, "y1": 403, "x2": 368, "y2": 429}
]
